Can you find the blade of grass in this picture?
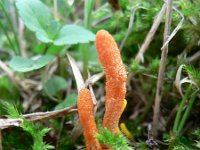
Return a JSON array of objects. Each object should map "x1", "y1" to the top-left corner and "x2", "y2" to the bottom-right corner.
[
  {"x1": 80, "y1": 0, "x2": 95, "y2": 79},
  {"x1": 0, "y1": 20, "x2": 17, "y2": 53},
  {"x1": 84, "y1": 0, "x2": 95, "y2": 29},
  {"x1": 0, "y1": 1, "x2": 20, "y2": 54},
  {"x1": 177, "y1": 91, "x2": 197, "y2": 134},
  {"x1": 172, "y1": 84, "x2": 192, "y2": 134}
]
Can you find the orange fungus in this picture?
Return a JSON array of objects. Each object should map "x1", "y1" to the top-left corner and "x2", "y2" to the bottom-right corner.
[{"x1": 95, "y1": 30, "x2": 127, "y2": 133}]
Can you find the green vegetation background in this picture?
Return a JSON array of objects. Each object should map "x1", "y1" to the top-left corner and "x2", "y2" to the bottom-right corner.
[{"x1": 0, "y1": 0, "x2": 200, "y2": 149}]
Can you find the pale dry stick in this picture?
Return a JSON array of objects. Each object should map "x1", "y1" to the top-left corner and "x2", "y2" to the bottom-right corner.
[
  {"x1": 23, "y1": 105, "x2": 77, "y2": 121},
  {"x1": 135, "y1": 3, "x2": 167, "y2": 62},
  {"x1": 0, "y1": 60, "x2": 21, "y2": 89},
  {"x1": 0, "y1": 119, "x2": 23, "y2": 129},
  {"x1": 26, "y1": 109, "x2": 77, "y2": 122},
  {"x1": 119, "y1": 6, "x2": 146, "y2": 51},
  {"x1": 174, "y1": 64, "x2": 185, "y2": 97},
  {"x1": 18, "y1": 19, "x2": 27, "y2": 57},
  {"x1": 161, "y1": 6, "x2": 184, "y2": 50},
  {"x1": 87, "y1": 72, "x2": 104, "y2": 85},
  {"x1": 53, "y1": 0, "x2": 58, "y2": 19},
  {"x1": 0, "y1": 61, "x2": 35, "y2": 92},
  {"x1": 0, "y1": 107, "x2": 77, "y2": 130},
  {"x1": 187, "y1": 50, "x2": 200, "y2": 63},
  {"x1": 10, "y1": 0, "x2": 17, "y2": 31},
  {"x1": 67, "y1": 53, "x2": 85, "y2": 92},
  {"x1": 188, "y1": 16, "x2": 197, "y2": 25},
  {"x1": 0, "y1": 130, "x2": 2, "y2": 150},
  {"x1": 87, "y1": 71, "x2": 97, "y2": 105},
  {"x1": 153, "y1": 0, "x2": 173, "y2": 138}
]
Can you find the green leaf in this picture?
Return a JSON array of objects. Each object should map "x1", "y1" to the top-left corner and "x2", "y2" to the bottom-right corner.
[
  {"x1": 9, "y1": 55, "x2": 54, "y2": 72},
  {"x1": 16, "y1": 0, "x2": 95, "y2": 45},
  {"x1": 54, "y1": 93, "x2": 77, "y2": 110},
  {"x1": 54, "y1": 25, "x2": 95, "y2": 45},
  {"x1": 16, "y1": 0, "x2": 51, "y2": 31},
  {"x1": 15, "y1": 0, "x2": 54, "y2": 43},
  {"x1": 43, "y1": 76, "x2": 68, "y2": 96}
]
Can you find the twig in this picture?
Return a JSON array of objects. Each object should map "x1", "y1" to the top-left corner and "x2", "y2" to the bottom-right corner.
[
  {"x1": 18, "y1": 19, "x2": 27, "y2": 57},
  {"x1": 53, "y1": 0, "x2": 58, "y2": 19},
  {"x1": 0, "y1": 105, "x2": 77, "y2": 130},
  {"x1": 24, "y1": 105, "x2": 77, "y2": 121},
  {"x1": 0, "y1": 60, "x2": 30, "y2": 92},
  {"x1": 0, "y1": 119, "x2": 23, "y2": 129},
  {"x1": 0, "y1": 60, "x2": 20, "y2": 89},
  {"x1": 119, "y1": 6, "x2": 146, "y2": 51},
  {"x1": 161, "y1": 6, "x2": 184, "y2": 50},
  {"x1": 135, "y1": 3, "x2": 167, "y2": 63},
  {"x1": 0, "y1": 129, "x2": 2, "y2": 150},
  {"x1": 186, "y1": 50, "x2": 200, "y2": 63},
  {"x1": 152, "y1": 0, "x2": 173, "y2": 138},
  {"x1": 85, "y1": 72, "x2": 104, "y2": 86}
]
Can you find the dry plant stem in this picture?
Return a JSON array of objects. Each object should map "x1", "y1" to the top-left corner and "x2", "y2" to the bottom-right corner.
[
  {"x1": 18, "y1": 19, "x2": 27, "y2": 57},
  {"x1": 135, "y1": 3, "x2": 166, "y2": 62},
  {"x1": 119, "y1": 7, "x2": 137, "y2": 51},
  {"x1": 78, "y1": 88, "x2": 102, "y2": 150},
  {"x1": 187, "y1": 50, "x2": 200, "y2": 63},
  {"x1": 0, "y1": 119, "x2": 23, "y2": 129},
  {"x1": 67, "y1": 53, "x2": 85, "y2": 92},
  {"x1": 96, "y1": 30, "x2": 127, "y2": 133},
  {"x1": 26, "y1": 109, "x2": 76, "y2": 121},
  {"x1": 120, "y1": 6, "x2": 146, "y2": 51},
  {"x1": 0, "y1": 60, "x2": 21, "y2": 89},
  {"x1": 0, "y1": 130, "x2": 2, "y2": 150},
  {"x1": 0, "y1": 107, "x2": 77, "y2": 130},
  {"x1": 153, "y1": 0, "x2": 173, "y2": 138},
  {"x1": 53, "y1": 0, "x2": 58, "y2": 19},
  {"x1": 161, "y1": 6, "x2": 184, "y2": 50},
  {"x1": 0, "y1": 60, "x2": 36, "y2": 94},
  {"x1": 26, "y1": 108, "x2": 77, "y2": 122}
]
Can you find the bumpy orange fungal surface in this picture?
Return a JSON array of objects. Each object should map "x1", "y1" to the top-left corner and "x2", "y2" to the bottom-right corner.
[
  {"x1": 95, "y1": 30, "x2": 127, "y2": 133},
  {"x1": 78, "y1": 88, "x2": 102, "y2": 150}
]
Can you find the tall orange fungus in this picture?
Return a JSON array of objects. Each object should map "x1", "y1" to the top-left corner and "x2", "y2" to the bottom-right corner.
[{"x1": 95, "y1": 30, "x2": 127, "y2": 133}]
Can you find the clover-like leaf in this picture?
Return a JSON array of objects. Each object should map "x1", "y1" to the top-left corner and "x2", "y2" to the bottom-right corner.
[{"x1": 9, "y1": 55, "x2": 54, "y2": 72}]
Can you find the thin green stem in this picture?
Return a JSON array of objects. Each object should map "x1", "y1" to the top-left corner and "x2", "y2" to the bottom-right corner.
[
  {"x1": 79, "y1": 0, "x2": 95, "y2": 79},
  {"x1": 177, "y1": 91, "x2": 197, "y2": 133},
  {"x1": 80, "y1": 44, "x2": 90, "y2": 79},
  {"x1": 0, "y1": 21, "x2": 17, "y2": 53},
  {"x1": 84, "y1": 0, "x2": 95, "y2": 29},
  {"x1": 172, "y1": 84, "x2": 192, "y2": 134},
  {"x1": 64, "y1": 1, "x2": 78, "y2": 21},
  {"x1": 0, "y1": 1, "x2": 20, "y2": 54}
]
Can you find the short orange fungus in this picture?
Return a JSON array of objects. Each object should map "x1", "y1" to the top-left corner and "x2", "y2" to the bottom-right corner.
[{"x1": 77, "y1": 88, "x2": 102, "y2": 150}]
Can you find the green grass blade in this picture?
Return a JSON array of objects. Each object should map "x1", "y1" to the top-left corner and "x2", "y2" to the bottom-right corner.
[
  {"x1": 173, "y1": 85, "x2": 192, "y2": 134},
  {"x1": 177, "y1": 91, "x2": 197, "y2": 133},
  {"x1": 0, "y1": 2, "x2": 20, "y2": 53}
]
